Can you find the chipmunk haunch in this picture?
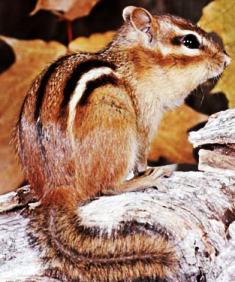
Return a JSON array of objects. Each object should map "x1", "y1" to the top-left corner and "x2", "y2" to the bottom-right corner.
[{"x1": 15, "y1": 5, "x2": 230, "y2": 282}]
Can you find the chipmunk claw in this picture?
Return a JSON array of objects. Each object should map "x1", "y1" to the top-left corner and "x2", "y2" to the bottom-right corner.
[
  {"x1": 143, "y1": 165, "x2": 176, "y2": 191},
  {"x1": 146, "y1": 164, "x2": 176, "y2": 179}
]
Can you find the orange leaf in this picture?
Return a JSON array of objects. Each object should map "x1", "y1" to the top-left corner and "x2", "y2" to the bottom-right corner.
[
  {"x1": 149, "y1": 105, "x2": 207, "y2": 164},
  {"x1": 0, "y1": 36, "x2": 66, "y2": 194}
]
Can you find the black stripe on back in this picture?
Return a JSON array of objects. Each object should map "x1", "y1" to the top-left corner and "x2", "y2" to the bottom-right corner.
[
  {"x1": 60, "y1": 60, "x2": 116, "y2": 113},
  {"x1": 34, "y1": 55, "x2": 70, "y2": 121},
  {"x1": 34, "y1": 55, "x2": 70, "y2": 158},
  {"x1": 79, "y1": 74, "x2": 118, "y2": 106}
]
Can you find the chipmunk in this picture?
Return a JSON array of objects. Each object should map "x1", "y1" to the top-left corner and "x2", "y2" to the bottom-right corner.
[{"x1": 15, "y1": 6, "x2": 230, "y2": 282}]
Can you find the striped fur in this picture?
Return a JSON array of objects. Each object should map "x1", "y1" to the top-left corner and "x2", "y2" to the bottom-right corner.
[
  {"x1": 79, "y1": 74, "x2": 118, "y2": 106},
  {"x1": 34, "y1": 55, "x2": 71, "y2": 158},
  {"x1": 67, "y1": 67, "x2": 117, "y2": 136},
  {"x1": 61, "y1": 59, "x2": 116, "y2": 114}
]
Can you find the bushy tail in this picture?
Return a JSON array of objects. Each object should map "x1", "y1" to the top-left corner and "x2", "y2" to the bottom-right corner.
[{"x1": 27, "y1": 188, "x2": 177, "y2": 282}]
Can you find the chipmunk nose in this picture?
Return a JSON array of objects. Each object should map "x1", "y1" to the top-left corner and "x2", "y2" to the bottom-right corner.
[{"x1": 224, "y1": 51, "x2": 231, "y2": 67}]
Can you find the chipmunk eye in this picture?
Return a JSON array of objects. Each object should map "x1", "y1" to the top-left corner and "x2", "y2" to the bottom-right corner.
[{"x1": 182, "y1": 34, "x2": 200, "y2": 49}]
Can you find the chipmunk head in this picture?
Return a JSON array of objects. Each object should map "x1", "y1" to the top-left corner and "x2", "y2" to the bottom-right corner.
[{"x1": 121, "y1": 6, "x2": 230, "y2": 105}]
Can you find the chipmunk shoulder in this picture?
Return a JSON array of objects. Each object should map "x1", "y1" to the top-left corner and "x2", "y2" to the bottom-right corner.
[{"x1": 16, "y1": 5, "x2": 230, "y2": 282}]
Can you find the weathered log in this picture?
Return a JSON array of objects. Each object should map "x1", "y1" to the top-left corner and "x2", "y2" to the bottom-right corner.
[
  {"x1": 189, "y1": 109, "x2": 235, "y2": 147},
  {"x1": 0, "y1": 109, "x2": 235, "y2": 282},
  {"x1": 189, "y1": 109, "x2": 235, "y2": 176}
]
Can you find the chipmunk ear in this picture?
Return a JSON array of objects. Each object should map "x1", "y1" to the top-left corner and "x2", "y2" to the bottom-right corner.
[{"x1": 123, "y1": 6, "x2": 154, "y2": 42}]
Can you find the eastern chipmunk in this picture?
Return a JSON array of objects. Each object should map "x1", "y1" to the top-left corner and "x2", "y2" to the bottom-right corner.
[{"x1": 16, "y1": 6, "x2": 230, "y2": 282}]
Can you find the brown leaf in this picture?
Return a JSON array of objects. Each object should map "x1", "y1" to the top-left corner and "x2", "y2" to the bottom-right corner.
[
  {"x1": 0, "y1": 36, "x2": 66, "y2": 194},
  {"x1": 31, "y1": 0, "x2": 101, "y2": 21},
  {"x1": 149, "y1": 105, "x2": 207, "y2": 164}
]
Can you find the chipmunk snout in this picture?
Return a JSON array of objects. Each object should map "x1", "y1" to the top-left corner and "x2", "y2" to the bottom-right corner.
[{"x1": 223, "y1": 51, "x2": 231, "y2": 68}]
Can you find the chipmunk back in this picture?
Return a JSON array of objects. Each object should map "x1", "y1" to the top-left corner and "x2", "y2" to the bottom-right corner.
[{"x1": 16, "y1": 6, "x2": 230, "y2": 281}]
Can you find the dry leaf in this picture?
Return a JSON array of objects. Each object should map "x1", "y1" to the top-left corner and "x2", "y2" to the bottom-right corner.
[
  {"x1": 32, "y1": 0, "x2": 100, "y2": 21},
  {"x1": 149, "y1": 105, "x2": 207, "y2": 164},
  {"x1": 69, "y1": 31, "x2": 115, "y2": 53},
  {"x1": 199, "y1": 0, "x2": 235, "y2": 107},
  {"x1": 0, "y1": 36, "x2": 66, "y2": 194}
]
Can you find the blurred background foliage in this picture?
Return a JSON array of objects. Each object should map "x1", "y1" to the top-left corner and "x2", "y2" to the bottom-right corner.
[{"x1": 0, "y1": 0, "x2": 234, "y2": 194}]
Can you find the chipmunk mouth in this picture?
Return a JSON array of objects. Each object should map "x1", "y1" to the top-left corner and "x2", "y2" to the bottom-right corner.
[
  {"x1": 207, "y1": 53, "x2": 231, "y2": 81},
  {"x1": 224, "y1": 53, "x2": 231, "y2": 67}
]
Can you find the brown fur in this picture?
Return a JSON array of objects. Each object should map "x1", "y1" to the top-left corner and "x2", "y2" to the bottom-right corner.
[{"x1": 16, "y1": 6, "x2": 229, "y2": 281}]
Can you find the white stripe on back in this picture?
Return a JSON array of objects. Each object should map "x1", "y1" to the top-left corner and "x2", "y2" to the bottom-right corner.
[{"x1": 67, "y1": 66, "x2": 114, "y2": 135}]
